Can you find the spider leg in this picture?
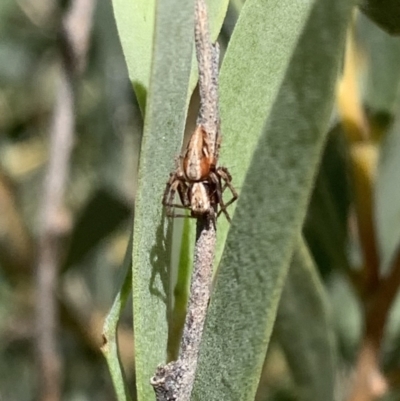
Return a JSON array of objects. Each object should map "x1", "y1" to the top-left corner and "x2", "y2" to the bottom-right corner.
[
  {"x1": 162, "y1": 174, "x2": 193, "y2": 218},
  {"x1": 216, "y1": 166, "x2": 231, "y2": 193},
  {"x1": 169, "y1": 182, "x2": 196, "y2": 218},
  {"x1": 163, "y1": 180, "x2": 180, "y2": 217},
  {"x1": 162, "y1": 175, "x2": 187, "y2": 217},
  {"x1": 165, "y1": 203, "x2": 195, "y2": 218},
  {"x1": 162, "y1": 173, "x2": 176, "y2": 205},
  {"x1": 216, "y1": 166, "x2": 238, "y2": 210},
  {"x1": 209, "y1": 172, "x2": 232, "y2": 223},
  {"x1": 214, "y1": 131, "x2": 222, "y2": 164},
  {"x1": 167, "y1": 213, "x2": 196, "y2": 219},
  {"x1": 178, "y1": 180, "x2": 191, "y2": 208}
]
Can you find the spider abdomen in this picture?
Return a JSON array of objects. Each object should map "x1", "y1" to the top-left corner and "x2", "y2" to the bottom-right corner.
[{"x1": 189, "y1": 182, "x2": 211, "y2": 215}]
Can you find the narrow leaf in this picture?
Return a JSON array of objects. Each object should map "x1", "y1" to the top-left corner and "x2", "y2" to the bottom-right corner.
[
  {"x1": 63, "y1": 188, "x2": 131, "y2": 271},
  {"x1": 375, "y1": 115, "x2": 400, "y2": 274},
  {"x1": 192, "y1": 0, "x2": 354, "y2": 399},
  {"x1": 130, "y1": 1, "x2": 194, "y2": 400},
  {"x1": 207, "y1": 0, "x2": 230, "y2": 40},
  {"x1": 304, "y1": 126, "x2": 351, "y2": 278},
  {"x1": 112, "y1": 0, "x2": 229, "y2": 113},
  {"x1": 215, "y1": 0, "x2": 326, "y2": 262},
  {"x1": 275, "y1": 238, "x2": 337, "y2": 401},
  {"x1": 357, "y1": 13, "x2": 400, "y2": 118},
  {"x1": 102, "y1": 234, "x2": 133, "y2": 401},
  {"x1": 359, "y1": 0, "x2": 400, "y2": 36},
  {"x1": 111, "y1": 0, "x2": 155, "y2": 112},
  {"x1": 168, "y1": 217, "x2": 195, "y2": 360}
]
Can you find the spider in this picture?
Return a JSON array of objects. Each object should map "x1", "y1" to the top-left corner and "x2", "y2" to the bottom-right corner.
[{"x1": 162, "y1": 125, "x2": 237, "y2": 222}]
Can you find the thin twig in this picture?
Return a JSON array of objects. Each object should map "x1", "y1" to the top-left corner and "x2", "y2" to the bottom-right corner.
[
  {"x1": 151, "y1": 216, "x2": 216, "y2": 401},
  {"x1": 338, "y1": 27, "x2": 388, "y2": 401},
  {"x1": 195, "y1": 0, "x2": 220, "y2": 155},
  {"x1": 151, "y1": 1, "x2": 220, "y2": 400},
  {"x1": 178, "y1": 216, "x2": 216, "y2": 396},
  {"x1": 346, "y1": 245, "x2": 400, "y2": 401},
  {"x1": 35, "y1": 1, "x2": 96, "y2": 401},
  {"x1": 349, "y1": 144, "x2": 380, "y2": 296},
  {"x1": 346, "y1": 339, "x2": 387, "y2": 401},
  {"x1": 365, "y1": 246, "x2": 400, "y2": 349},
  {"x1": 338, "y1": 26, "x2": 379, "y2": 298},
  {"x1": 0, "y1": 168, "x2": 103, "y2": 359}
]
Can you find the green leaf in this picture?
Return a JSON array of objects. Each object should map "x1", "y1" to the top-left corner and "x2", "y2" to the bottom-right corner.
[
  {"x1": 329, "y1": 273, "x2": 361, "y2": 358},
  {"x1": 275, "y1": 238, "x2": 337, "y2": 401},
  {"x1": 359, "y1": 0, "x2": 400, "y2": 36},
  {"x1": 111, "y1": 0, "x2": 155, "y2": 112},
  {"x1": 102, "y1": 235, "x2": 133, "y2": 401},
  {"x1": 129, "y1": 1, "x2": 194, "y2": 400},
  {"x1": 192, "y1": 0, "x2": 354, "y2": 399},
  {"x1": 111, "y1": 0, "x2": 229, "y2": 113},
  {"x1": 375, "y1": 115, "x2": 400, "y2": 274},
  {"x1": 207, "y1": 0, "x2": 230, "y2": 39},
  {"x1": 357, "y1": 13, "x2": 400, "y2": 119},
  {"x1": 214, "y1": 0, "x2": 342, "y2": 263},
  {"x1": 63, "y1": 188, "x2": 131, "y2": 272},
  {"x1": 304, "y1": 126, "x2": 351, "y2": 278},
  {"x1": 167, "y1": 217, "x2": 195, "y2": 360}
]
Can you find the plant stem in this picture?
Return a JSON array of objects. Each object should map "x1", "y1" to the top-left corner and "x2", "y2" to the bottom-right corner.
[
  {"x1": 178, "y1": 216, "x2": 216, "y2": 397},
  {"x1": 195, "y1": 0, "x2": 221, "y2": 155},
  {"x1": 337, "y1": 24, "x2": 400, "y2": 401},
  {"x1": 346, "y1": 245, "x2": 400, "y2": 401},
  {"x1": 151, "y1": 216, "x2": 216, "y2": 401},
  {"x1": 151, "y1": 1, "x2": 220, "y2": 399}
]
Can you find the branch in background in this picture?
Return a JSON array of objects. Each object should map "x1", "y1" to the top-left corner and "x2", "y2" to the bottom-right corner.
[
  {"x1": 345, "y1": 245, "x2": 400, "y2": 401},
  {"x1": 151, "y1": 1, "x2": 220, "y2": 400},
  {"x1": 35, "y1": 1, "x2": 96, "y2": 400},
  {"x1": 0, "y1": 168, "x2": 107, "y2": 363},
  {"x1": 347, "y1": 340, "x2": 387, "y2": 401},
  {"x1": 0, "y1": 165, "x2": 105, "y2": 359},
  {"x1": 337, "y1": 29, "x2": 369, "y2": 143},
  {"x1": 337, "y1": 24, "x2": 380, "y2": 297},
  {"x1": 338, "y1": 24, "x2": 396, "y2": 401},
  {"x1": 349, "y1": 144, "x2": 379, "y2": 295}
]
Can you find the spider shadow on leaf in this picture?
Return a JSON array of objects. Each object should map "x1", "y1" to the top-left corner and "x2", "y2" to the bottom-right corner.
[{"x1": 149, "y1": 208, "x2": 174, "y2": 309}]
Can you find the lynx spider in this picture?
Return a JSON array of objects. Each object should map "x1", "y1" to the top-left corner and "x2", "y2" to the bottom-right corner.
[{"x1": 162, "y1": 125, "x2": 237, "y2": 222}]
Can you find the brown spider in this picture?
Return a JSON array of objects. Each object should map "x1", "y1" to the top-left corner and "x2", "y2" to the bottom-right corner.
[{"x1": 162, "y1": 125, "x2": 237, "y2": 222}]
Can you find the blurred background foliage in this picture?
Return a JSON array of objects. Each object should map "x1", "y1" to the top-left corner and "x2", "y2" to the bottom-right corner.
[
  {"x1": 1, "y1": 0, "x2": 400, "y2": 400},
  {"x1": 0, "y1": 0, "x2": 138, "y2": 399}
]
